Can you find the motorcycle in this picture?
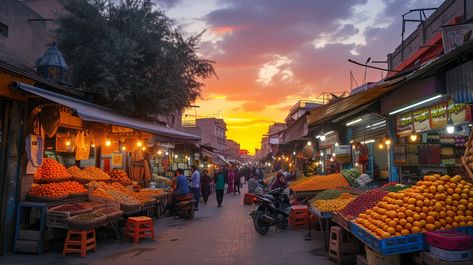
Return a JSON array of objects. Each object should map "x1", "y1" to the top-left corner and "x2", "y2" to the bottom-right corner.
[
  {"x1": 250, "y1": 188, "x2": 291, "y2": 235},
  {"x1": 174, "y1": 193, "x2": 195, "y2": 220}
]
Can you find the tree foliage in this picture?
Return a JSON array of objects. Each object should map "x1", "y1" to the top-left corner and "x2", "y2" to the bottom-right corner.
[{"x1": 57, "y1": 0, "x2": 216, "y2": 117}]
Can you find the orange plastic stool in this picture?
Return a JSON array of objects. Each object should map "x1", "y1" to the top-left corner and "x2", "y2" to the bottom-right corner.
[
  {"x1": 125, "y1": 216, "x2": 155, "y2": 243},
  {"x1": 289, "y1": 205, "x2": 309, "y2": 229},
  {"x1": 243, "y1": 193, "x2": 255, "y2": 205},
  {"x1": 329, "y1": 226, "x2": 343, "y2": 265},
  {"x1": 63, "y1": 229, "x2": 96, "y2": 257}
]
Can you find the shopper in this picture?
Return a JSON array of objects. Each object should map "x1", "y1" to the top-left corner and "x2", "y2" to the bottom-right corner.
[
  {"x1": 271, "y1": 172, "x2": 288, "y2": 190},
  {"x1": 201, "y1": 169, "x2": 211, "y2": 205},
  {"x1": 165, "y1": 168, "x2": 189, "y2": 216},
  {"x1": 227, "y1": 168, "x2": 235, "y2": 194},
  {"x1": 234, "y1": 168, "x2": 241, "y2": 195},
  {"x1": 214, "y1": 167, "x2": 227, "y2": 207},
  {"x1": 190, "y1": 165, "x2": 201, "y2": 210}
]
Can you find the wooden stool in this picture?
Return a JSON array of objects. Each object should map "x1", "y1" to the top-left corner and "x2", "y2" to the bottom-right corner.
[
  {"x1": 63, "y1": 229, "x2": 96, "y2": 257},
  {"x1": 329, "y1": 226, "x2": 343, "y2": 264},
  {"x1": 125, "y1": 216, "x2": 155, "y2": 243}
]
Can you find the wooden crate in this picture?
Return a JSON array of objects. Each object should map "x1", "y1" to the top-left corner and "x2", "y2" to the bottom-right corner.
[{"x1": 47, "y1": 211, "x2": 70, "y2": 229}]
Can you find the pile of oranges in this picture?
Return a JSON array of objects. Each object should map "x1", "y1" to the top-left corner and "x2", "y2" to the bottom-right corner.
[
  {"x1": 34, "y1": 158, "x2": 71, "y2": 180},
  {"x1": 28, "y1": 181, "x2": 86, "y2": 200},
  {"x1": 355, "y1": 174, "x2": 473, "y2": 239}
]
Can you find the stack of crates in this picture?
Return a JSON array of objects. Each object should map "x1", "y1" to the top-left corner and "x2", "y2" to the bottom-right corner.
[{"x1": 289, "y1": 205, "x2": 309, "y2": 229}]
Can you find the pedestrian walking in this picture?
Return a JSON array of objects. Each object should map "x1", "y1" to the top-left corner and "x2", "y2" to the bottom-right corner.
[
  {"x1": 201, "y1": 169, "x2": 211, "y2": 204},
  {"x1": 189, "y1": 165, "x2": 201, "y2": 210},
  {"x1": 227, "y1": 168, "x2": 235, "y2": 193},
  {"x1": 214, "y1": 167, "x2": 227, "y2": 207},
  {"x1": 234, "y1": 168, "x2": 241, "y2": 195}
]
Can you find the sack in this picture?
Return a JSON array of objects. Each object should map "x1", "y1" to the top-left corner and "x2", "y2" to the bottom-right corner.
[{"x1": 75, "y1": 131, "x2": 90, "y2": 160}]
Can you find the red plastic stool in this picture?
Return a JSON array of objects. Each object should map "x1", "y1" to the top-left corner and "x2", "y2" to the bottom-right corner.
[
  {"x1": 125, "y1": 216, "x2": 155, "y2": 243},
  {"x1": 329, "y1": 226, "x2": 343, "y2": 265},
  {"x1": 289, "y1": 205, "x2": 309, "y2": 229},
  {"x1": 243, "y1": 193, "x2": 255, "y2": 205},
  {"x1": 63, "y1": 229, "x2": 96, "y2": 257}
]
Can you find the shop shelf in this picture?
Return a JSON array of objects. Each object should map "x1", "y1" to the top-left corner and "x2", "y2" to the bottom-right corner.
[{"x1": 349, "y1": 222, "x2": 427, "y2": 255}]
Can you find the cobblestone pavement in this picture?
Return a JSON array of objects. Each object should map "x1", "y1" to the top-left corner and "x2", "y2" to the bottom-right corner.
[{"x1": 0, "y1": 185, "x2": 333, "y2": 265}]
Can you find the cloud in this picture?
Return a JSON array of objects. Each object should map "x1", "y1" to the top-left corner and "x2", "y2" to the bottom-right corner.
[{"x1": 155, "y1": 0, "x2": 182, "y2": 9}]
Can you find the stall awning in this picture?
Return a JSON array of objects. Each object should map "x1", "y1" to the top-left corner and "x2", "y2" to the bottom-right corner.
[
  {"x1": 14, "y1": 82, "x2": 200, "y2": 141},
  {"x1": 283, "y1": 114, "x2": 308, "y2": 143},
  {"x1": 307, "y1": 77, "x2": 405, "y2": 126}
]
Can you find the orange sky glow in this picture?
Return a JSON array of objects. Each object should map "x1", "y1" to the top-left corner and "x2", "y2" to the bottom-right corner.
[{"x1": 161, "y1": 0, "x2": 444, "y2": 154}]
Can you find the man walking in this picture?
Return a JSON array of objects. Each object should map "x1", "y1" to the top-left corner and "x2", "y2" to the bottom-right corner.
[
  {"x1": 190, "y1": 165, "x2": 201, "y2": 210},
  {"x1": 214, "y1": 167, "x2": 227, "y2": 207}
]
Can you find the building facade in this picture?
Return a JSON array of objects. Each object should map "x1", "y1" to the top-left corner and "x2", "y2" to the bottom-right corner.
[
  {"x1": 194, "y1": 118, "x2": 227, "y2": 154},
  {"x1": 225, "y1": 139, "x2": 240, "y2": 159}
]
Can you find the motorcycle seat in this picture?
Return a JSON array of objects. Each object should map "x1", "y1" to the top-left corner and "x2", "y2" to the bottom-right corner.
[{"x1": 176, "y1": 193, "x2": 194, "y2": 201}]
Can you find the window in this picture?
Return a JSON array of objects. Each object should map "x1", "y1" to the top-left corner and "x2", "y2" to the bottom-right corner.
[{"x1": 0, "y1": 22, "x2": 7, "y2": 37}]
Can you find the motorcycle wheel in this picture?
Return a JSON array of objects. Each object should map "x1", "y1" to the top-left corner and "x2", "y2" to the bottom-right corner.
[
  {"x1": 253, "y1": 212, "x2": 270, "y2": 235},
  {"x1": 185, "y1": 208, "x2": 194, "y2": 220}
]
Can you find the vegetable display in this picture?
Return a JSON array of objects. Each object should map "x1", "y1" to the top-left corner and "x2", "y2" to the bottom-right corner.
[
  {"x1": 354, "y1": 174, "x2": 473, "y2": 239},
  {"x1": 28, "y1": 181, "x2": 87, "y2": 200},
  {"x1": 341, "y1": 168, "x2": 361, "y2": 186},
  {"x1": 110, "y1": 169, "x2": 132, "y2": 185},
  {"x1": 311, "y1": 189, "x2": 342, "y2": 201},
  {"x1": 340, "y1": 189, "x2": 388, "y2": 219}
]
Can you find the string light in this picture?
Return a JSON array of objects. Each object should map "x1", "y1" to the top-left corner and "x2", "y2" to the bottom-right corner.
[{"x1": 105, "y1": 139, "x2": 111, "y2": 147}]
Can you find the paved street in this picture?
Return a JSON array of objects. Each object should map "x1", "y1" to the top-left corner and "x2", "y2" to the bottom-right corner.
[{"x1": 0, "y1": 185, "x2": 332, "y2": 265}]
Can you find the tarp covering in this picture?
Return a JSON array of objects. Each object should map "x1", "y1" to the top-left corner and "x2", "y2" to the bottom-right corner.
[{"x1": 14, "y1": 82, "x2": 200, "y2": 141}]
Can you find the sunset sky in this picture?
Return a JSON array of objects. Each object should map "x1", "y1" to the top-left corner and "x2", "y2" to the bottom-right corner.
[{"x1": 157, "y1": 0, "x2": 443, "y2": 154}]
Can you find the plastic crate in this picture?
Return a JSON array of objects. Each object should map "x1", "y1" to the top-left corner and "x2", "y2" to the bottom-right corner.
[
  {"x1": 349, "y1": 222, "x2": 427, "y2": 255},
  {"x1": 47, "y1": 211, "x2": 70, "y2": 229},
  {"x1": 425, "y1": 230, "x2": 473, "y2": 251},
  {"x1": 456, "y1": 226, "x2": 473, "y2": 235},
  {"x1": 429, "y1": 245, "x2": 473, "y2": 262}
]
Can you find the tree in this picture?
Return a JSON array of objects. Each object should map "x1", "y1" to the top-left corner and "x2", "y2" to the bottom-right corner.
[{"x1": 56, "y1": 0, "x2": 216, "y2": 117}]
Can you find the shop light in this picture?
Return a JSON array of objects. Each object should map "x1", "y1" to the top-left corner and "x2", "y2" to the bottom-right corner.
[
  {"x1": 410, "y1": 134, "x2": 418, "y2": 142},
  {"x1": 165, "y1": 152, "x2": 169, "y2": 155},
  {"x1": 142, "y1": 146, "x2": 146, "y2": 151},
  {"x1": 361, "y1": 139, "x2": 375, "y2": 144},
  {"x1": 122, "y1": 146, "x2": 126, "y2": 151},
  {"x1": 366, "y1": 121, "x2": 386, "y2": 129},
  {"x1": 320, "y1": 135, "x2": 326, "y2": 141},
  {"x1": 174, "y1": 154, "x2": 178, "y2": 158},
  {"x1": 330, "y1": 157, "x2": 334, "y2": 162},
  {"x1": 157, "y1": 150, "x2": 162, "y2": 155},
  {"x1": 289, "y1": 163, "x2": 292, "y2": 167},
  {"x1": 335, "y1": 142, "x2": 339, "y2": 147},
  {"x1": 268, "y1": 162, "x2": 271, "y2": 166},
  {"x1": 332, "y1": 153, "x2": 336, "y2": 157},
  {"x1": 352, "y1": 145, "x2": 356, "y2": 150},
  {"x1": 200, "y1": 164, "x2": 204, "y2": 168},
  {"x1": 389, "y1": 95, "x2": 443, "y2": 115},
  {"x1": 105, "y1": 139, "x2": 111, "y2": 147},
  {"x1": 137, "y1": 140, "x2": 143, "y2": 147},
  {"x1": 346, "y1": 118, "x2": 363, "y2": 126},
  {"x1": 293, "y1": 151, "x2": 296, "y2": 155},
  {"x1": 378, "y1": 142, "x2": 384, "y2": 149},
  {"x1": 315, "y1": 162, "x2": 319, "y2": 166},
  {"x1": 355, "y1": 162, "x2": 359, "y2": 166},
  {"x1": 307, "y1": 141, "x2": 312, "y2": 146},
  {"x1": 320, "y1": 151, "x2": 324, "y2": 156},
  {"x1": 446, "y1": 118, "x2": 455, "y2": 134},
  {"x1": 65, "y1": 140, "x2": 71, "y2": 146},
  {"x1": 384, "y1": 137, "x2": 392, "y2": 146},
  {"x1": 91, "y1": 144, "x2": 96, "y2": 148}
]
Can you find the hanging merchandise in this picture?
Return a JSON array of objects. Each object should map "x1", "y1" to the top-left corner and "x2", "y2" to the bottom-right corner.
[
  {"x1": 75, "y1": 131, "x2": 91, "y2": 160},
  {"x1": 40, "y1": 105, "x2": 60, "y2": 138},
  {"x1": 355, "y1": 143, "x2": 369, "y2": 165},
  {"x1": 56, "y1": 132, "x2": 75, "y2": 152},
  {"x1": 25, "y1": 134, "x2": 44, "y2": 166},
  {"x1": 89, "y1": 124, "x2": 108, "y2": 147}
]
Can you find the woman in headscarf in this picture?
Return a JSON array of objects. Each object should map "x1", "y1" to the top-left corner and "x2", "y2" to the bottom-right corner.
[{"x1": 271, "y1": 172, "x2": 288, "y2": 190}]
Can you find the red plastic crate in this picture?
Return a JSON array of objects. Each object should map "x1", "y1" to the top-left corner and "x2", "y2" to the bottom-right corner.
[{"x1": 425, "y1": 230, "x2": 473, "y2": 251}]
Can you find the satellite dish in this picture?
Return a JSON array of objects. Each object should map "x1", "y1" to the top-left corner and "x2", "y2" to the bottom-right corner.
[{"x1": 39, "y1": 105, "x2": 60, "y2": 137}]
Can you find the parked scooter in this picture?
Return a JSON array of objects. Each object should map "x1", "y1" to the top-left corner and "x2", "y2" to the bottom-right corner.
[
  {"x1": 250, "y1": 188, "x2": 291, "y2": 235},
  {"x1": 175, "y1": 193, "x2": 195, "y2": 220}
]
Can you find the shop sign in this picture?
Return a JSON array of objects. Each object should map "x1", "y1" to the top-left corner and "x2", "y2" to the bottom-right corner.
[
  {"x1": 430, "y1": 102, "x2": 448, "y2": 129},
  {"x1": 269, "y1": 137, "x2": 280, "y2": 144},
  {"x1": 412, "y1": 107, "x2": 431, "y2": 132},
  {"x1": 334, "y1": 145, "x2": 351, "y2": 155},
  {"x1": 396, "y1": 112, "x2": 413, "y2": 137},
  {"x1": 442, "y1": 23, "x2": 473, "y2": 54},
  {"x1": 112, "y1": 153, "x2": 123, "y2": 167},
  {"x1": 448, "y1": 100, "x2": 472, "y2": 125}
]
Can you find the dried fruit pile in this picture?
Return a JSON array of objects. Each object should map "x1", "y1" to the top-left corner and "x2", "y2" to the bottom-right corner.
[
  {"x1": 139, "y1": 188, "x2": 166, "y2": 197},
  {"x1": 67, "y1": 166, "x2": 93, "y2": 180},
  {"x1": 110, "y1": 169, "x2": 131, "y2": 184},
  {"x1": 110, "y1": 182, "x2": 154, "y2": 205},
  {"x1": 105, "y1": 189, "x2": 140, "y2": 206},
  {"x1": 311, "y1": 193, "x2": 356, "y2": 212},
  {"x1": 312, "y1": 189, "x2": 342, "y2": 201},
  {"x1": 50, "y1": 204, "x2": 88, "y2": 212},
  {"x1": 354, "y1": 174, "x2": 473, "y2": 239},
  {"x1": 291, "y1": 173, "x2": 349, "y2": 192},
  {"x1": 340, "y1": 189, "x2": 388, "y2": 219},
  {"x1": 34, "y1": 158, "x2": 71, "y2": 181},
  {"x1": 28, "y1": 181, "x2": 86, "y2": 200},
  {"x1": 82, "y1": 166, "x2": 111, "y2": 181}
]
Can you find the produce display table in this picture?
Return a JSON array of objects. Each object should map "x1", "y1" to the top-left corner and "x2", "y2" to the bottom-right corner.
[
  {"x1": 331, "y1": 212, "x2": 350, "y2": 232},
  {"x1": 309, "y1": 206, "x2": 332, "y2": 250}
]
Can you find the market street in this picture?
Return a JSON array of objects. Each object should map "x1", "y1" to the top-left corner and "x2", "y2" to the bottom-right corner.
[{"x1": 0, "y1": 185, "x2": 332, "y2": 265}]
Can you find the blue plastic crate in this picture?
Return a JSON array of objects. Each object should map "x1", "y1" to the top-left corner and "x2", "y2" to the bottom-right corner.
[
  {"x1": 349, "y1": 221, "x2": 428, "y2": 255},
  {"x1": 456, "y1": 226, "x2": 473, "y2": 235}
]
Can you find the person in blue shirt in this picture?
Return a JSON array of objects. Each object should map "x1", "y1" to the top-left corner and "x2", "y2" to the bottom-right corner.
[
  {"x1": 166, "y1": 168, "x2": 190, "y2": 216},
  {"x1": 189, "y1": 165, "x2": 201, "y2": 210}
]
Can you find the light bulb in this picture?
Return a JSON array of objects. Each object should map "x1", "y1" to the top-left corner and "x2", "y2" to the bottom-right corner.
[
  {"x1": 158, "y1": 150, "x2": 162, "y2": 155},
  {"x1": 137, "y1": 141, "x2": 143, "y2": 147},
  {"x1": 142, "y1": 146, "x2": 146, "y2": 151},
  {"x1": 410, "y1": 134, "x2": 418, "y2": 142},
  {"x1": 174, "y1": 155, "x2": 178, "y2": 158},
  {"x1": 335, "y1": 142, "x2": 339, "y2": 147},
  {"x1": 65, "y1": 140, "x2": 71, "y2": 146},
  {"x1": 320, "y1": 135, "x2": 326, "y2": 141},
  {"x1": 378, "y1": 143, "x2": 384, "y2": 149},
  {"x1": 165, "y1": 152, "x2": 169, "y2": 155},
  {"x1": 307, "y1": 141, "x2": 312, "y2": 146},
  {"x1": 105, "y1": 140, "x2": 111, "y2": 147},
  {"x1": 91, "y1": 144, "x2": 96, "y2": 148},
  {"x1": 293, "y1": 151, "x2": 296, "y2": 155},
  {"x1": 355, "y1": 162, "x2": 359, "y2": 166},
  {"x1": 121, "y1": 146, "x2": 126, "y2": 151},
  {"x1": 384, "y1": 138, "x2": 391, "y2": 146}
]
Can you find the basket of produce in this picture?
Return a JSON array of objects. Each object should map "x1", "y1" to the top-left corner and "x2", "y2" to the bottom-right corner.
[
  {"x1": 49, "y1": 204, "x2": 93, "y2": 216},
  {"x1": 105, "y1": 189, "x2": 141, "y2": 213},
  {"x1": 339, "y1": 188, "x2": 388, "y2": 220},
  {"x1": 341, "y1": 168, "x2": 361, "y2": 187},
  {"x1": 67, "y1": 212, "x2": 107, "y2": 230},
  {"x1": 27, "y1": 181, "x2": 87, "y2": 202},
  {"x1": 33, "y1": 158, "x2": 72, "y2": 183},
  {"x1": 93, "y1": 207, "x2": 123, "y2": 221},
  {"x1": 310, "y1": 192, "x2": 356, "y2": 213},
  {"x1": 110, "y1": 169, "x2": 132, "y2": 185},
  {"x1": 75, "y1": 201, "x2": 106, "y2": 210}
]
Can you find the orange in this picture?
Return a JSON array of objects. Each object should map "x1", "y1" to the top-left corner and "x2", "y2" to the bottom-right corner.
[
  {"x1": 426, "y1": 216, "x2": 435, "y2": 223},
  {"x1": 388, "y1": 220, "x2": 397, "y2": 227},
  {"x1": 395, "y1": 225, "x2": 403, "y2": 232},
  {"x1": 411, "y1": 226, "x2": 421, "y2": 234},
  {"x1": 458, "y1": 205, "x2": 466, "y2": 211},
  {"x1": 416, "y1": 201, "x2": 424, "y2": 207},
  {"x1": 413, "y1": 214, "x2": 421, "y2": 221},
  {"x1": 407, "y1": 204, "x2": 416, "y2": 211},
  {"x1": 381, "y1": 232, "x2": 391, "y2": 239},
  {"x1": 447, "y1": 188, "x2": 454, "y2": 195},
  {"x1": 406, "y1": 210, "x2": 414, "y2": 217},
  {"x1": 387, "y1": 227, "x2": 396, "y2": 235},
  {"x1": 407, "y1": 198, "x2": 416, "y2": 204},
  {"x1": 405, "y1": 223, "x2": 413, "y2": 230},
  {"x1": 446, "y1": 216, "x2": 453, "y2": 224},
  {"x1": 397, "y1": 212, "x2": 406, "y2": 219},
  {"x1": 399, "y1": 219, "x2": 407, "y2": 226},
  {"x1": 419, "y1": 213, "x2": 427, "y2": 220},
  {"x1": 401, "y1": 229, "x2": 410, "y2": 235},
  {"x1": 425, "y1": 223, "x2": 435, "y2": 231},
  {"x1": 406, "y1": 217, "x2": 414, "y2": 223}
]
